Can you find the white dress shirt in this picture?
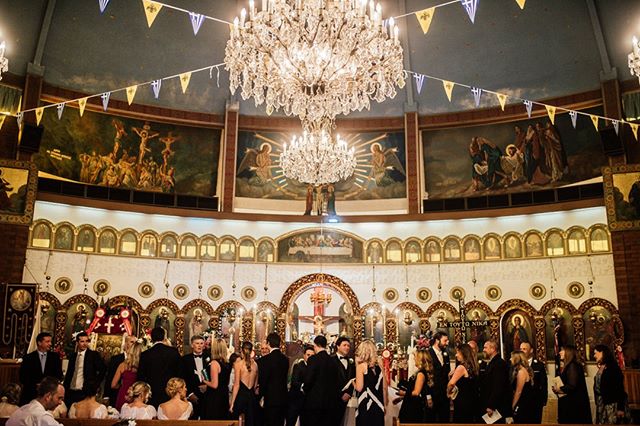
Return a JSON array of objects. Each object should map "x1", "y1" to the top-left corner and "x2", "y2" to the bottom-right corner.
[
  {"x1": 71, "y1": 350, "x2": 86, "y2": 390},
  {"x1": 6, "y1": 400, "x2": 62, "y2": 426},
  {"x1": 433, "y1": 346, "x2": 444, "y2": 366}
]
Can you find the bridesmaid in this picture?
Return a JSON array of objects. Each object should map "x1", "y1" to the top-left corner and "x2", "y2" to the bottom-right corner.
[
  {"x1": 447, "y1": 343, "x2": 479, "y2": 424},
  {"x1": 354, "y1": 340, "x2": 387, "y2": 426},
  {"x1": 552, "y1": 345, "x2": 592, "y2": 424},
  {"x1": 202, "y1": 338, "x2": 231, "y2": 420}
]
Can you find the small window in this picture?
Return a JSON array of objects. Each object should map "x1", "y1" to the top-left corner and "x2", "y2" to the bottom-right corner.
[
  {"x1": 160, "y1": 235, "x2": 178, "y2": 258},
  {"x1": 239, "y1": 240, "x2": 255, "y2": 261},
  {"x1": 219, "y1": 239, "x2": 236, "y2": 261},
  {"x1": 590, "y1": 228, "x2": 609, "y2": 252},
  {"x1": 405, "y1": 241, "x2": 422, "y2": 263},
  {"x1": 140, "y1": 234, "x2": 157, "y2": 257},
  {"x1": 257, "y1": 241, "x2": 274, "y2": 262},
  {"x1": 546, "y1": 232, "x2": 565, "y2": 256}
]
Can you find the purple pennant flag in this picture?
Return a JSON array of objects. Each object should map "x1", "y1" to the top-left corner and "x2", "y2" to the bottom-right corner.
[
  {"x1": 523, "y1": 100, "x2": 533, "y2": 118},
  {"x1": 101, "y1": 92, "x2": 110, "y2": 111},
  {"x1": 16, "y1": 112, "x2": 23, "y2": 128},
  {"x1": 569, "y1": 111, "x2": 577, "y2": 128},
  {"x1": 414, "y1": 74, "x2": 426, "y2": 95},
  {"x1": 471, "y1": 87, "x2": 482, "y2": 107},
  {"x1": 612, "y1": 120, "x2": 619, "y2": 135},
  {"x1": 460, "y1": 0, "x2": 478, "y2": 23},
  {"x1": 98, "y1": 0, "x2": 110, "y2": 13},
  {"x1": 151, "y1": 79, "x2": 162, "y2": 99},
  {"x1": 189, "y1": 12, "x2": 205, "y2": 36},
  {"x1": 56, "y1": 103, "x2": 65, "y2": 120}
]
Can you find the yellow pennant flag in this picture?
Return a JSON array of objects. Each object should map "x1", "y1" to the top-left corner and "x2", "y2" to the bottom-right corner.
[
  {"x1": 442, "y1": 80, "x2": 454, "y2": 102},
  {"x1": 126, "y1": 85, "x2": 138, "y2": 105},
  {"x1": 415, "y1": 7, "x2": 435, "y2": 34},
  {"x1": 78, "y1": 97, "x2": 88, "y2": 117},
  {"x1": 545, "y1": 105, "x2": 556, "y2": 124},
  {"x1": 142, "y1": 0, "x2": 163, "y2": 28},
  {"x1": 179, "y1": 72, "x2": 192, "y2": 94},
  {"x1": 496, "y1": 93, "x2": 508, "y2": 111},
  {"x1": 0, "y1": 115, "x2": 5, "y2": 131},
  {"x1": 35, "y1": 107, "x2": 44, "y2": 126},
  {"x1": 630, "y1": 123, "x2": 638, "y2": 141},
  {"x1": 590, "y1": 115, "x2": 599, "y2": 130},
  {"x1": 515, "y1": 0, "x2": 526, "y2": 9}
]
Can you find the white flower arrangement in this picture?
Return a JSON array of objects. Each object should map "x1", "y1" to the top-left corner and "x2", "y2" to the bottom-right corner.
[{"x1": 128, "y1": 420, "x2": 137, "y2": 426}]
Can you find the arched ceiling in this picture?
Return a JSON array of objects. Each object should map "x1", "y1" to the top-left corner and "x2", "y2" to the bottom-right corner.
[{"x1": 1, "y1": 0, "x2": 639, "y2": 118}]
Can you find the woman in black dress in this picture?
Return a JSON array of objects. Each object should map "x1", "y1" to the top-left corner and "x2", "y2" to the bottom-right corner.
[
  {"x1": 354, "y1": 340, "x2": 387, "y2": 426},
  {"x1": 510, "y1": 350, "x2": 537, "y2": 423},
  {"x1": 447, "y1": 343, "x2": 479, "y2": 424},
  {"x1": 593, "y1": 344, "x2": 629, "y2": 424},
  {"x1": 202, "y1": 338, "x2": 231, "y2": 420},
  {"x1": 553, "y1": 345, "x2": 592, "y2": 424},
  {"x1": 396, "y1": 348, "x2": 435, "y2": 423},
  {"x1": 230, "y1": 341, "x2": 260, "y2": 426}
]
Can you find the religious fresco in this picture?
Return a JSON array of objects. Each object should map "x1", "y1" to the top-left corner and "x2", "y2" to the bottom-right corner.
[
  {"x1": 603, "y1": 164, "x2": 640, "y2": 231},
  {"x1": 501, "y1": 309, "x2": 535, "y2": 357},
  {"x1": 235, "y1": 130, "x2": 406, "y2": 203},
  {"x1": 0, "y1": 160, "x2": 38, "y2": 225},
  {"x1": 583, "y1": 306, "x2": 623, "y2": 361},
  {"x1": 34, "y1": 107, "x2": 221, "y2": 197},
  {"x1": 544, "y1": 307, "x2": 575, "y2": 363},
  {"x1": 183, "y1": 307, "x2": 209, "y2": 350},
  {"x1": 254, "y1": 308, "x2": 276, "y2": 344},
  {"x1": 363, "y1": 304, "x2": 385, "y2": 343},
  {"x1": 422, "y1": 107, "x2": 607, "y2": 199},
  {"x1": 63, "y1": 302, "x2": 94, "y2": 356},
  {"x1": 150, "y1": 306, "x2": 176, "y2": 343},
  {"x1": 277, "y1": 229, "x2": 363, "y2": 263},
  {"x1": 466, "y1": 308, "x2": 490, "y2": 353},
  {"x1": 397, "y1": 309, "x2": 420, "y2": 349}
]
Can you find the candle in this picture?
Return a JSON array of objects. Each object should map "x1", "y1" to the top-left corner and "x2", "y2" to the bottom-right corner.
[
  {"x1": 369, "y1": 0, "x2": 374, "y2": 18},
  {"x1": 262, "y1": 0, "x2": 267, "y2": 12},
  {"x1": 240, "y1": 8, "x2": 246, "y2": 26},
  {"x1": 634, "y1": 36, "x2": 640, "y2": 56},
  {"x1": 249, "y1": 0, "x2": 255, "y2": 19},
  {"x1": 394, "y1": 26, "x2": 399, "y2": 42}
]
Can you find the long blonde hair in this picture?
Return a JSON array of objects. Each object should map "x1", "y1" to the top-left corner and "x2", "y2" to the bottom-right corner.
[
  {"x1": 511, "y1": 350, "x2": 534, "y2": 385},
  {"x1": 356, "y1": 339, "x2": 377, "y2": 367},
  {"x1": 124, "y1": 342, "x2": 143, "y2": 370},
  {"x1": 414, "y1": 349, "x2": 435, "y2": 387},
  {"x1": 211, "y1": 338, "x2": 228, "y2": 363}
]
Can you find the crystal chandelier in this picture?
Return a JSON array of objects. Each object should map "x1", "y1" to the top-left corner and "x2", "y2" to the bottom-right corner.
[
  {"x1": 630, "y1": 36, "x2": 640, "y2": 84},
  {"x1": 225, "y1": 0, "x2": 406, "y2": 125},
  {"x1": 279, "y1": 125, "x2": 357, "y2": 185},
  {"x1": 0, "y1": 40, "x2": 7, "y2": 81}
]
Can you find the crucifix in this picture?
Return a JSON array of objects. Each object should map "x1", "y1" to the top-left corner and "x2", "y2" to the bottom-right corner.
[
  {"x1": 309, "y1": 287, "x2": 332, "y2": 316},
  {"x1": 104, "y1": 316, "x2": 115, "y2": 334},
  {"x1": 299, "y1": 285, "x2": 339, "y2": 336}
]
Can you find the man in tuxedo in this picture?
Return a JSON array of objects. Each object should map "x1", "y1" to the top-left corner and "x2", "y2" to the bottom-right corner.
[
  {"x1": 302, "y1": 335, "x2": 340, "y2": 426},
  {"x1": 258, "y1": 332, "x2": 289, "y2": 426},
  {"x1": 180, "y1": 335, "x2": 209, "y2": 419},
  {"x1": 479, "y1": 340, "x2": 512, "y2": 423},
  {"x1": 521, "y1": 342, "x2": 547, "y2": 423},
  {"x1": 19, "y1": 332, "x2": 63, "y2": 405},
  {"x1": 137, "y1": 326, "x2": 182, "y2": 407},
  {"x1": 63, "y1": 332, "x2": 106, "y2": 407},
  {"x1": 333, "y1": 336, "x2": 355, "y2": 426},
  {"x1": 287, "y1": 346, "x2": 314, "y2": 426},
  {"x1": 429, "y1": 331, "x2": 451, "y2": 423},
  {"x1": 104, "y1": 333, "x2": 137, "y2": 407}
]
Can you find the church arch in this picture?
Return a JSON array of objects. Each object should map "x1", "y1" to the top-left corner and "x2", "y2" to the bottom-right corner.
[
  {"x1": 182, "y1": 298, "x2": 215, "y2": 315},
  {"x1": 278, "y1": 273, "x2": 361, "y2": 315},
  {"x1": 107, "y1": 295, "x2": 145, "y2": 315},
  {"x1": 540, "y1": 299, "x2": 578, "y2": 316},
  {"x1": 393, "y1": 301, "x2": 424, "y2": 317}
]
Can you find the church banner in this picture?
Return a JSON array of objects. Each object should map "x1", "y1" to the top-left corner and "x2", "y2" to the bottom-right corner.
[
  {"x1": 422, "y1": 107, "x2": 607, "y2": 199},
  {"x1": 34, "y1": 107, "x2": 222, "y2": 197}
]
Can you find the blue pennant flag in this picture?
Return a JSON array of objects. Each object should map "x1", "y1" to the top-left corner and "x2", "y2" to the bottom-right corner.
[
  {"x1": 189, "y1": 12, "x2": 205, "y2": 35},
  {"x1": 56, "y1": 103, "x2": 65, "y2": 120},
  {"x1": 471, "y1": 87, "x2": 482, "y2": 107},
  {"x1": 16, "y1": 112, "x2": 23, "y2": 128},
  {"x1": 460, "y1": 0, "x2": 478, "y2": 23},
  {"x1": 101, "y1": 92, "x2": 110, "y2": 111},
  {"x1": 523, "y1": 100, "x2": 533, "y2": 118},
  {"x1": 612, "y1": 119, "x2": 619, "y2": 135},
  {"x1": 98, "y1": 0, "x2": 110, "y2": 13},
  {"x1": 414, "y1": 74, "x2": 426, "y2": 95},
  {"x1": 151, "y1": 79, "x2": 162, "y2": 99},
  {"x1": 569, "y1": 111, "x2": 577, "y2": 128}
]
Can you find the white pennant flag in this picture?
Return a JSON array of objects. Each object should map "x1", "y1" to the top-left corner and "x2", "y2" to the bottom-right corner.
[
  {"x1": 16, "y1": 112, "x2": 24, "y2": 128},
  {"x1": 101, "y1": 92, "x2": 111, "y2": 111},
  {"x1": 189, "y1": 12, "x2": 205, "y2": 35},
  {"x1": 523, "y1": 100, "x2": 533, "y2": 118},
  {"x1": 460, "y1": 0, "x2": 478, "y2": 23},
  {"x1": 414, "y1": 74, "x2": 426, "y2": 95},
  {"x1": 471, "y1": 87, "x2": 482, "y2": 107},
  {"x1": 612, "y1": 120, "x2": 619, "y2": 135},
  {"x1": 569, "y1": 111, "x2": 577, "y2": 128},
  {"x1": 151, "y1": 79, "x2": 162, "y2": 99},
  {"x1": 99, "y1": 0, "x2": 110, "y2": 13},
  {"x1": 57, "y1": 103, "x2": 65, "y2": 120}
]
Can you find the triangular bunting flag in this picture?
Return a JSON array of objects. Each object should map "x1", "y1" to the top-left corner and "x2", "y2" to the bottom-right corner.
[
  {"x1": 630, "y1": 123, "x2": 639, "y2": 141},
  {"x1": 151, "y1": 79, "x2": 162, "y2": 99},
  {"x1": 56, "y1": 103, "x2": 65, "y2": 120},
  {"x1": 35, "y1": 107, "x2": 44, "y2": 126},
  {"x1": 101, "y1": 92, "x2": 111, "y2": 111},
  {"x1": 0, "y1": 115, "x2": 5, "y2": 131},
  {"x1": 126, "y1": 85, "x2": 138, "y2": 105},
  {"x1": 414, "y1": 74, "x2": 426, "y2": 95},
  {"x1": 569, "y1": 111, "x2": 577, "y2": 128},
  {"x1": 443, "y1": 80, "x2": 454, "y2": 102},
  {"x1": 460, "y1": 0, "x2": 478, "y2": 24},
  {"x1": 515, "y1": 0, "x2": 525, "y2": 9},
  {"x1": 471, "y1": 87, "x2": 482, "y2": 108},
  {"x1": 545, "y1": 105, "x2": 556, "y2": 124},
  {"x1": 590, "y1": 114, "x2": 598, "y2": 130},
  {"x1": 78, "y1": 97, "x2": 88, "y2": 117},
  {"x1": 142, "y1": 0, "x2": 163, "y2": 28},
  {"x1": 99, "y1": 0, "x2": 110, "y2": 13},
  {"x1": 612, "y1": 120, "x2": 619, "y2": 135},
  {"x1": 16, "y1": 112, "x2": 24, "y2": 128},
  {"x1": 523, "y1": 100, "x2": 533, "y2": 118},
  {"x1": 179, "y1": 72, "x2": 192, "y2": 94},
  {"x1": 189, "y1": 12, "x2": 205, "y2": 36},
  {"x1": 496, "y1": 93, "x2": 507, "y2": 111},
  {"x1": 415, "y1": 7, "x2": 435, "y2": 34}
]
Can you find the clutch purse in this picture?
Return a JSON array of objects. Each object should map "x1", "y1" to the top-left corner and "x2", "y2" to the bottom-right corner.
[{"x1": 449, "y1": 385, "x2": 459, "y2": 400}]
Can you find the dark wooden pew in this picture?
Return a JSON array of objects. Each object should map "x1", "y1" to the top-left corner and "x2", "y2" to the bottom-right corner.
[
  {"x1": 0, "y1": 418, "x2": 243, "y2": 426},
  {"x1": 393, "y1": 421, "x2": 593, "y2": 426}
]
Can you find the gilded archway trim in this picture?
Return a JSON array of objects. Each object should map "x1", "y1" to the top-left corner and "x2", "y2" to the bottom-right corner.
[
  {"x1": 278, "y1": 273, "x2": 361, "y2": 315},
  {"x1": 425, "y1": 301, "x2": 457, "y2": 318},
  {"x1": 145, "y1": 298, "x2": 180, "y2": 314},
  {"x1": 38, "y1": 292, "x2": 62, "y2": 310},
  {"x1": 578, "y1": 297, "x2": 618, "y2": 314},
  {"x1": 465, "y1": 300, "x2": 494, "y2": 316},
  {"x1": 107, "y1": 295, "x2": 145, "y2": 314},
  {"x1": 182, "y1": 298, "x2": 215, "y2": 315},
  {"x1": 215, "y1": 300, "x2": 247, "y2": 316},
  {"x1": 495, "y1": 299, "x2": 538, "y2": 317},
  {"x1": 393, "y1": 302, "x2": 424, "y2": 317},
  {"x1": 540, "y1": 299, "x2": 578, "y2": 316},
  {"x1": 62, "y1": 294, "x2": 99, "y2": 310}
]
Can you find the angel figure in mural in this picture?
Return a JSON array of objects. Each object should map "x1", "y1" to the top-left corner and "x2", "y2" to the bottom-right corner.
[
  {"x1": 370, "y1": 143, "x2": 405, "y2": 186},
  {"x1": 132, "y1": 122, "x2": 160, "y2": 165},
  {"x1": 238, "y1": 143, "x2": 273, "y2": 183},
  {"x1": 500, "y1": 143, "x2": 525, "y2": 186}
]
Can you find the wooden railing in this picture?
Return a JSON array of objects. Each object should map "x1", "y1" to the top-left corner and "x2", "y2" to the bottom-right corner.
[{"x1": 624, "y1": 369, "x2": 640, "y2": 410}]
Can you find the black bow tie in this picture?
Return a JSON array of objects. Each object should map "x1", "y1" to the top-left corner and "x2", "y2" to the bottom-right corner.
[
  {"x1": 194, "y1": 354, "x2": 203, "y2": 359},
  {"x1": 339, "y1": 356, "x2": 346, "y2": 360}
]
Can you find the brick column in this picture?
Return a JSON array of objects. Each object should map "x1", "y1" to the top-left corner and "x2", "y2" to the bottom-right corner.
[
  {"x1": 404, "y1": 111, "x2": 420, "y2": 214},
  {"x1": 0, "y1": 224, "x2": 29, "y2": 284},
  {"x1": 221, "y1": 102, "x2": 239, "y2": 212}
]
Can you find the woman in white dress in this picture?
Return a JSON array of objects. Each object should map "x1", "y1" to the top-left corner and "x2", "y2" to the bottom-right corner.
[
  {"x1": 119, "y1": 381, "x2": 156, "y2": 419},
  {"x1": 69, "y1": 380, "x2": 117, "y2": 419},
  {"x1": 157, "y1": 378, "x2": 193, "y2": 420}
]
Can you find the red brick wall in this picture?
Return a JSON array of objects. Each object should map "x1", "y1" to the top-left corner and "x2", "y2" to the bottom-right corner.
[{"x1": 0, "y1": 224, "x2": 29, "y2": 284}]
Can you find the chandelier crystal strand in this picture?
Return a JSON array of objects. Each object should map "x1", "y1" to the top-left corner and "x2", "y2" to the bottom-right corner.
[
  {"x1": 0, "y1": 40, "x2": 7, "y2": 81},
  {"x1": 225, "y1": 0, "x2": 405, "y2": 124},
  {"x1": 629, "y1": 36, "x2": 640, "y2": 84}
]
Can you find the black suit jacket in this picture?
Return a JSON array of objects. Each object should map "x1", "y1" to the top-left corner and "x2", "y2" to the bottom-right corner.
[
  {"x1": 63, "y1": 349, "x2": 106, "y2": 391},
  {"x1": 137, "y1": 343, "x2": 182, "y2": 407},
  {"x1": 429, "y1": 347, "x2": 451, "y2": 402},
  {"x1": 530, "y1": 358, "x2": 548, "y2": 406},
  {"x1": 334, "y1": 354, "x2": 356, "y2": 396},
  {"x1": 290, "y1": 360, "x2": 307, "y2": 396},
  {"x1": 104, "y1": 353, "x2": 125, "y2": 404},
  {"x1": 258, "y1": 349, "x2": 289, "y2": 408},
  {"x1": 479, "y1": 355, "x2": 512, "y2": 417},
  {"x1": 19, "y1": 350, "x2": 63, "y2": 405},
  {"x1": 180, "y1": 353, "x2": 209, "y2": 399},
  {"x1": 598, "y1": 364, "x2": 627, "y2": 410},
  {"x1": 303, "y1": 350, "x2": 340, "y2": 411}
]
